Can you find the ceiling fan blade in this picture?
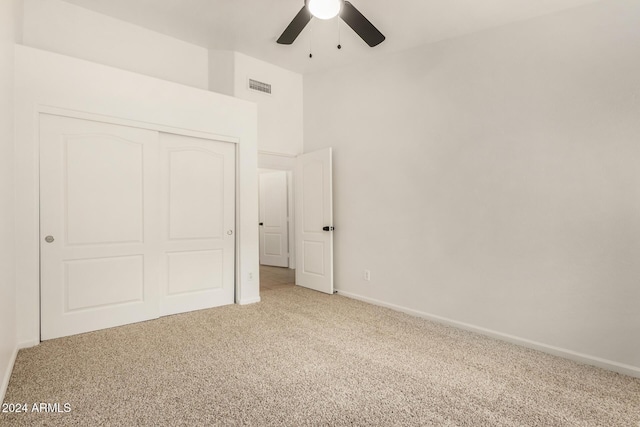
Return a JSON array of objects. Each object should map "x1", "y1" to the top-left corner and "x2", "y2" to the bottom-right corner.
[
  {"x1": 277, "y1": 6, "x2": 312, "y2": 45},
  {"x1": 340, "y1": 1, "x2": 385, "y2": 47}
]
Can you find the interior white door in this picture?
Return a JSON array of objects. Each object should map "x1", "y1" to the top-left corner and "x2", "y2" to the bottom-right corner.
[
  {"x1": 295, "y1": 148, "x2": 334, "y2": 294},
  {"x1": 259, "y1": 171, "x2": 289, "y2": 267},
  {"x1": 40, "y1": 114, "x2": 161, "y2": 340},
  {"x1": 159, "y1": 133, "x2": 236, "y2": 316}
]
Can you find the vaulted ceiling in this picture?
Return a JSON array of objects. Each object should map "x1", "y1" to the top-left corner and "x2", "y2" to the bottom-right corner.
[{"x1": 61, "y1": 0, "x2": 602, "y2": 74}]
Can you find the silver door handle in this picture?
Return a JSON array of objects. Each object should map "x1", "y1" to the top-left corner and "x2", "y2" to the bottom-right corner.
[
  {"x1": 227, "y1": 230, "x2": 234, "y2": 235},
  {"x1": 45, "y1": 235, "x2": 55, "y2": 243}
]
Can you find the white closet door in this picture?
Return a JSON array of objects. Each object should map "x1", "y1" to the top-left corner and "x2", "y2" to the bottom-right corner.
[
  {"x1": 159, "y1": 133, "x2": 236, "y2": 316},
  {"x1": 40, "y1": 115, "x2": 237, "y2": 340},
  {"x1": 40, "y1": 114, "x2": 161, "y2": 340}
]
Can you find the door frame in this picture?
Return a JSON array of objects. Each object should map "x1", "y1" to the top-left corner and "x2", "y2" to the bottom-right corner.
[{"x1": 14, "y1": 46, "x2": 260, "y2": 347}]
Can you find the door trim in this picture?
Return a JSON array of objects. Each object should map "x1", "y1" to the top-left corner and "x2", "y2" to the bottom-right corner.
[{"x1": 38, "y1": 106, "x2": 240, "y2": 144}]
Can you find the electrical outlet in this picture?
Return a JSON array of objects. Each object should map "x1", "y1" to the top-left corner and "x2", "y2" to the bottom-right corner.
[{"x1": 363, "y1": 270, "x2": 371, "y2": 281}]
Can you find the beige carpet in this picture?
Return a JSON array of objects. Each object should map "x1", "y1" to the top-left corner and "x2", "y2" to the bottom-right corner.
[{"x1": 1, "y1": 286, "x2": 639, "y2": 426}]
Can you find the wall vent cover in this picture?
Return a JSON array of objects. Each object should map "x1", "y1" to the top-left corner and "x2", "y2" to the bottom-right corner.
[{"x1": 248, "y1": 79, "x2": 272, "y2": 94}]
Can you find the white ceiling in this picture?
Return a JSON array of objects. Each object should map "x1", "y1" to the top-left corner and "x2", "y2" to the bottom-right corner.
[{"x1": 61, "y1": 0, "x2": 602, "y2": 74}]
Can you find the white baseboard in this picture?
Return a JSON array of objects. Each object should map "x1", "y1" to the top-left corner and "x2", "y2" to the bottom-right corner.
[
  {"x1": 336, "y1": 290, "x2": 640, "y2": 379},
  {"x1": 239, "y1": 297, "x2": 261, "y2": 305},
  {"x1": 0, "y1": 346, "x2": 18, "y2": 404}
]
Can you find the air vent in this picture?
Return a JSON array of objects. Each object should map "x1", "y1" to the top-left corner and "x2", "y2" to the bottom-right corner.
[{"x1": 248, "y1": 79, "x2": 272, "y2": 95}]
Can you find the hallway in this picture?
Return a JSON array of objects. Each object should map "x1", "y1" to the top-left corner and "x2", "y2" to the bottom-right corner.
[{"x1": 259, "y1": 265, "x2": 295, "y2": 293}]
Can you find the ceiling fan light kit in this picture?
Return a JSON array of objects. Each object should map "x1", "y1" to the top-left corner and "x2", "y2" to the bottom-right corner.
[
  {"x1": 308, "y1": 0, "x2": 342, "y2": 20},
  {"x1": 277, "y1": 0, "x2": 385, "y2": 48}
]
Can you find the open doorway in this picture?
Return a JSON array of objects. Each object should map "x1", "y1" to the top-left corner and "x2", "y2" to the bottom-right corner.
[
  {"x1": 258, "y1": 168, "x2": 295, "y2": 294},
  {"x1": 258, "y1": 148, "x2": 334, "y2": 295}
]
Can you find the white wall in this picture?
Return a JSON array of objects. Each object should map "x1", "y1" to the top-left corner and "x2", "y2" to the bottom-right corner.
[
  {"x1": 233, "y1": 53, "x2": 303, "y2": 156},
  {"x1": 304, "y1": 0, "x2": 640, "y2": 375},
  {"x1": 208, "y1": 50, "x2": 235, "y2": 97},
  {"x1": 22, "y1": 0, "x2": 209, "y2": 89},
  {"x1": 0, "y1": 0, "x2": 21, "y2": 402},
  {"x1": 209, "y1": 50, "x2": 304, "y2": 155}
]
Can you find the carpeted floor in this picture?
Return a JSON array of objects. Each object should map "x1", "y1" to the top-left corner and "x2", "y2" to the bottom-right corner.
[{"x1": 1, "y1": 283, "x2": 639, "y2": 426}]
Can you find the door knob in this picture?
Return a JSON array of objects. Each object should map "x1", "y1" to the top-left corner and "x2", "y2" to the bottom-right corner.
[
  {"x1": 259, "y1": 222, "x2": 264, "y2": 226},
  {"x1": 227, "y1": 230, "x2": 234, "y2": 235},
  {"x1": 322, "y1": 226, "x2": 335, "y2": 231},
  {"x1": 45, "y1": 235, "x2": 55, "y2": 243}
]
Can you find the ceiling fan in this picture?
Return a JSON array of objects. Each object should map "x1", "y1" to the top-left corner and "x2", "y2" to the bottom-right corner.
[{"x1": 277, "y1": 0, "x2": 386, "y2": 47}]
